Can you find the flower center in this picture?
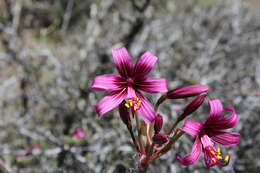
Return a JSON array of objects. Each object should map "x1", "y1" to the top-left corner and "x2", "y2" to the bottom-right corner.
[
  {"x1": 124, "y1": 97, "x2": 142, "y2": 112},
  {"x1": 206, "y1": 146, "x2": 230, "y2": 166},
  {"x1": 126, "y1": 78, "x2": 134, "y2": 86}
]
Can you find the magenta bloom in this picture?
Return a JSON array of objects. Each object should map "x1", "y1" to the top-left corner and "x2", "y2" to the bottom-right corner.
[
  {"x1": 73, "y1": 128, "x2": 85, "y2": 139},
  {"x1": 176, "y1": 99, "x2": 240, "y2": 168},
  {"x1": 91, "y1": 47, "x2": 167, "y2": 123}
]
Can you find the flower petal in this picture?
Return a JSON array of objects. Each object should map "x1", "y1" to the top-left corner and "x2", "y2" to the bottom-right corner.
[
  {"x1": 205, "y1": 107, "x2": 239, "y2": 130},
  {"x1": 94, "y1": 89, "x2": 127, "y2": 116},
  {"x1": 136, "y1": 92, "x2": 156, "y2": 123},
  {"x1": 126, "y1": 86, "x2": 137, "y2": 99},
  {"x1": 176, "y1": 137, "x2": 202, "y2": 166},
  {"x1": 112, "y1": 47, "x2": 133, "y2": 78},
  {"x1": 136, "y1": 77, "x2": 168, "y2": 93},
  {"x1": 200, "y1": 134, "x2": 214, "y2": 148},
  {"x1": 181, "y1": 120, "x2": 204, "y2": 137},
  {"x1": 208, "y1": 99, "x2": 223, "y2": 119},
  {"x1": 134, "y1": 52, "x2": 157, "y2": 77},
  {"x1": 210, "y1": 131, "x2": 240, "y2": 146},
  {"x1": 91, "y1": 74, "x2": 124, "y2": 91}
]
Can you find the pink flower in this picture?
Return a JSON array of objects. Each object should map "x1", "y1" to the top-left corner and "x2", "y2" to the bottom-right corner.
[
  {"x1": 73, "y1": 128, "x2": 85, "y2": 139},
  {"x1": 166, "y1": 84, "x2": 209, "y2": 99},
  {"x1": 176, "y1": 99, "x2": 240, "y2": 168},
  {"x1": 91, "y1": 47, "x2": 167, "y2": 123}
]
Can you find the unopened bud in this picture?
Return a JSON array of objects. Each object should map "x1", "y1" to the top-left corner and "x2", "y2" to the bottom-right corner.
[
  {"x1": 119, "y1": 101, "x2": 131, "y2": 126},
  {"x1": 178, "y1": 94, "x2": 207, "y2": 122},
  {"x1": 166, "y1": 84, "x2": 209, "y2": 99},
  {"x1": 154, "y1": 114, "x2": 163, "y2": 134},
  {"x1": 152, "y1": 133, "x2": 169, "y2": 145}
]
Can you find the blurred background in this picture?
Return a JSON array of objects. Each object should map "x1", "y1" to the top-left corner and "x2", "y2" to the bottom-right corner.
[{"x1": 0, "y1": 0, "x2": 260, "y2": 172}]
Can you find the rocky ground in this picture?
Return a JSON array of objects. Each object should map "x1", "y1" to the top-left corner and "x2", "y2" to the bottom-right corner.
[{"x1": 0, "y1": 0, "x2": 259, "y2": 172}]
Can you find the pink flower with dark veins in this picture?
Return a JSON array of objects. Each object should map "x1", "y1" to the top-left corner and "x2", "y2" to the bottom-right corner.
[
  {"x1": 176, "y1": 99, "x2": 240, "y2": 168},
  {"x1": 91, "y1": 47, "x2": 167, "y2": 123}
]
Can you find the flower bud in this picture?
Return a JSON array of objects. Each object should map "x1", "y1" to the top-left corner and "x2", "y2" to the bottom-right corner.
[
  {"x1": 166, "y1": 84, "x2": 209, "y2": 99},
  {"x1": 154, "y1": 114, "x2": 163, "y2": 134},
  {"x1": 178, "y1": 94, "x2": 207, "y2": 122},
  {"x1": 152, "y1": 133, "x2": 169, "y2": 145},
  {"x1": 119, "y1": 101, "x2": 131, "y2": 126},
  {"x1": 73, "y1": 128, "x2": 85, "y2": 139}
]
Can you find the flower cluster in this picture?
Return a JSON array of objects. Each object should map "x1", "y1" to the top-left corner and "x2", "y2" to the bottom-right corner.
[{"x1": 91, "y1": 47, "x2": 240, "y2": 170}]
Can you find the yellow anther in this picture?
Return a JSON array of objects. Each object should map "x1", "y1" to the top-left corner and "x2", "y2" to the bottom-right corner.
[
  {"x1": 217, "y1": 155, "x2": 223, "y2": 159},
  {"x1": 129, "y1": 100, "x2": 133, "y2": 107},
  {"x1": 211, "y1": 158, "x2": 217, "y2": 163},
  {"x1": 217, "y1": 147, "x2": 221, "y2": 154},
  {"x1": 224, "y1": 154, "x2": 230, "y2": 162},
  {"x1": 210, "y1": 150, "x2": 216, "y2": 155},
  {"x1": 125, "y1": 103, "x2": 130, "y2": 108},
  {"x1": 134, "y1": 106, "x2": 137, "y2": 111}
]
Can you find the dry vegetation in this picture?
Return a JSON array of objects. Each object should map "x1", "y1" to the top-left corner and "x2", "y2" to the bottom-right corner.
[{"x1": 0, "y1": 0, "x2": 260, "y2": 172}]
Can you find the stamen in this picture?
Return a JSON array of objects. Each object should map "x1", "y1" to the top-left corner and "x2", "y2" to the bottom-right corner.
[
  {"x1": 129, "y1": 100, "x2": 133, "y2": 107},
  {"x1": 217, "y1": 155, "x2": 223, "y2": 159},
  {"x1": 124, "y1": 97, "x2": 142, "y2": 112},
  {"x1": 217, "y1": 147, "x2": 221, "y2": 154},
  {"x1": 210, "y1": 150, "x2": 215, "y2": 155},
  {"x1": 211, "y1": 158, "x2": 217, "y2": 163},
  {"x1": 224, "y1": 153, "x2": 230, "y2": 162},
  {"x1": 125, "y1": 103, "x2": 130, "y2": 108}
]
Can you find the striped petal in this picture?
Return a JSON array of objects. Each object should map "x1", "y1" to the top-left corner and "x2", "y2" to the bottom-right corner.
[
  {"x1": 94, "y1": 89, "x2": 127, "y2": 116},
  {"x1": 181, "y1": 120, "x2": 204, "y2": 137},
  {"x1": 134, "y1": 52, "x2": 157, "y2": 77},
  {"x1": 136, "y1": 77, "x2": 168, "y2": 93},
  {"x1": 210, "y1": 131, "x2": 240, "y2": 146},
  {"x1": 136, "y1": 92, "x2": 156, "y2": 123},
  {"x1": 205, "y1": 107, "x2": 239, "y2": 130},
  {"x1": 112, "y1": 47, "x2": 133, "y2": 78},
  {"x1": 208, "y1": 99, "x2": 223, "y2": 119},
  {"x1": 91, "y1": 74, "x2": 124, "y2": 91},
  {"x1": 176, "y1": 137, "x2": 202, "y2": 166}
]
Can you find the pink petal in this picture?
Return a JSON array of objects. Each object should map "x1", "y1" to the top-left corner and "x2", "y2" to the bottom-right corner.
[
  {"x1": 136, "y1": 92, "x2": 156, "y2": 123},
  {"x1": 94, "y1": 89, "x2": 127, "y2": 116},
  {"x1": 136, "y1": 77, "x2": 168, "y2": 93},
  {"x1": 126, "y1": 86, "x2": 137, "y2": 99},
  {"x1": 200, "y1": 135, "x2": 214, "y2": 148},
  {"x1": 112, "y1": 47, "x2": 133, "y2": 78},
  {"x1": 210, "y1": 131, "x2": 240, "y2": 146},
  {"x1": 181, "y1": 120, "x2": 204, "y2": 137},
  {"x1": 205, "y1": 107, "x2": 239, "y2": 130},
  {"x1": 208, "y1": 99, "x2": 223, "y2": 119},
  {"x1": 134, "y1": 52, "x2": 157, "y2": 77},
  {"x1": 176, "y1": 137, "x2": 202, "y2": 166},
  {"x1": 91, "y1": 74, "x2": 124, "y2": 91}
]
